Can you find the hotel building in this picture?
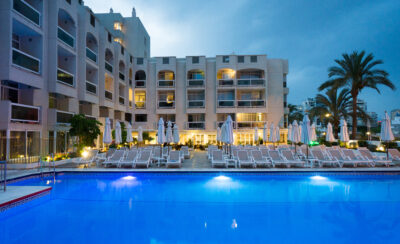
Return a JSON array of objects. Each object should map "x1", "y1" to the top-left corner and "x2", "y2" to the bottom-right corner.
[{"x1": 0, "y1": 0, "x2": 289, "y2": 163}]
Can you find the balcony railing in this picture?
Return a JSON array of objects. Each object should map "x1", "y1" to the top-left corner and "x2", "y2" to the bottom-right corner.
[
  {"x1": 13, "y1": 0, "x2": 40, "y2": 26},
  {"x1": 217, "y1": 100, "x2": 235, "y2": 107},
  {"x1": 187, "y1": 100, "x2": 205, "y2": 108},
  {"x1": 57, "y1": 68, "x2": 74, "y2": 86},
  {"x1": 105, "y1": 90, "x2": 113, "y2": 100},
  {"x1": 86, "y1": 47, "x2": 97, "y2": 63},
  {"x1": 10, "y1": 103, "x2": 40, "y2": 123},
  {"x1": 135, "y1": 101, "x2": 146, "y2": 109},
  {"x1": 237, "y1": 121, "x2": 266, "y2": 129},
  {"x1": 56, "y1": 110, "x2": 74, "y2": 124},
  {"x1": 119, "y1": 96, "x2": 125, "y2": 105},
  {"x1": 12, "y1": 48, "x2": 40, "y2": 74},
  {"x1": 105, "y1": 61, "x2": 113, "y2": 73},
  {"x1": 237, "y1": 79, "x2": 265, "y2": 86},
  {"x1": 119, "y1": 72, "x2": 125, "y2": 81},
  {"x1": 86, "y1": 81, "x2": 97, "y2": 95},
  {"x1": 186, "y1": 122, "x2": 205, "y2": 130},
  {"x1": 237, "y1": 100, "x2": 265, "y2": 107},
  {"x1": 57, "y1": 26, "x2": 74, "y2": 48},
  {"x1": 158, "y1": 80, "x2": 175, "y2": 88},
  {"x1": 135, "y1": 80, "x2": 146, "y2": 88},
  {"x1": 187, "y1": 79, "x2": 204, "y2": 87},
  {"x1": 218, "y1": 79, "x2": 234, "y2": 86},
  {"x1": 158, "y1": 101, "x2": 175, "y2": 109},
  {"x1": 216, "y1": 121, "x2": 237, "y2": 129}
]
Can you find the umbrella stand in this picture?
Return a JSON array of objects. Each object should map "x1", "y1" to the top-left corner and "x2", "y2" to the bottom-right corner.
[{"x1": 386, "y1": 142, "x2": 389, "y2": 160}]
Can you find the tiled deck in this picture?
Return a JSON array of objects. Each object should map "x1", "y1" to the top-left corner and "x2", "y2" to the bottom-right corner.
[{"x1": 0, "y1": 186, "x2": 52, "y2": 210}]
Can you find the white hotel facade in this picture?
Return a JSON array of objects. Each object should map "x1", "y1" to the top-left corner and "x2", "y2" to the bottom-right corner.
[{"x1": 0, "y1": 0, "x2": 289, "y2": 162}]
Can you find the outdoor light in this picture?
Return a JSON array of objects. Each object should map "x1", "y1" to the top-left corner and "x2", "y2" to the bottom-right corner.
[
  {"x1": 122, "y1": 175, "x2": 136, "y2": 180},
  {"x1": 366, "y1": 132, "x2": 371, "y2": 135},
  {"x1": 310, "y1": 175, "x2": 327, "y2": 181},
  {"x1": 82, "y1": 150, "x2": 89, "y2": 158},
  {"x1": 325, "y1": 113, "x2": 331, "y2": 118}
]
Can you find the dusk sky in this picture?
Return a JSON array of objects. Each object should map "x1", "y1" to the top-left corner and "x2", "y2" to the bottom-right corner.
[{"x1": 86, "y1": 0, "x2": 400, "y2": 116}]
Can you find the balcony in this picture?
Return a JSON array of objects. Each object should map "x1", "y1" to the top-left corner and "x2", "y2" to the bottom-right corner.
[
  {"x1": 216, "y1": 121, "x2": 236, "y2": 129},
  {"x1": 158, "y1": 101, "x2": 175, "y2": 109},
  {"x1": 13, "y1": 0, "x2": 40, "y2": 26},
  {"x1": 57, "y1": 27, "x2": 74, "y2": 48},
  {"x1": 105, "y1": 90, "x2": 113, "y2": 100},
  {"x1": 9, "y1": 102, "x2": 40, "y2": 123},
  {"x1": 218, "y1": 79, "x2": 234, "y2": 86},
  {"x1": 186, "y1": 122, "x2": 205, "y2": 130},
  {"x1": 187, "y1": 79, "x2": 204, "y2": 87},
  {"x1": 187, "y1": 100, "x2": 205, "y2": 108},
  {"x1": 57, "y1": 68, "x2": 74, "y2": 86},
  {"x1": 56, "y1": 110, "x2": 74, "y2": 124},
  {"x1": 12, "y1": 48, "x2": 40, "y2": 74},
  {"x1": 217, "y1": 100, "x2": 235, "y2": 107},
  {"x1": 237, "y1": 79, "x2": 265, "y2": 86},
  {"x1": 237, "y1": 100, "x2": 265, "y2": 107},
  {"x1": 119, "y1": 72, "x2": 125, "y2": 81},
  {"x1": 237, "y1": 121, "x2": 265, "y2": 129},
  {"x1": 86, "y1": 81, "x2": 97, "y2": 95},
  {"x1": 86, "y1": 47, "x2": 97, "y2": 63},
  {"x1": 135, "y1": 80, "x2": 146, "y2": 88},
  {"x1": 105, "y1": 61, "x2": 113, "y2": 73},
  {"x1": 119, "y1": 96, "x2": 125, "y2": 105},
  {"x1": 158, "y1": 80, "x2": 175, "y2": 88},
  {"x1": 135, "y1": 101, "x2": 146, "y2": 109}
]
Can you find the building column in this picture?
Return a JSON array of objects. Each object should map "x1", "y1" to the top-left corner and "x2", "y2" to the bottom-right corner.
[{"x1": 6, "y1": 130, "x2": 10, "y2": 161}]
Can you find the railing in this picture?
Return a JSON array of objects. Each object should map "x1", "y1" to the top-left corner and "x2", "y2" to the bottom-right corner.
[
  {"x1": 86, "y1": 80, "x2": 97, "y2": 95},
  {"x1": 186, "y1": 122, "x2": 205, "y2": 130},
  {"x1": 57, "y1": 26, "x2": 74, "y2": 48},
  {"x1": 217, "y1": 100, "x2": 235, "y2": 107},
  {"x1": 187, "y1": 79, "x2": 204, "y2": 87},
  {"x1": 135, "y1": 101, "x2": 146, "y2": 109},
  {"x1": 237, "y1": 100, "x2": 265, "y2": 107},
  {"x1": 12, "y1": 48, "x2": 40, "y2": 74},
  {"x1": 119, "y1": 72, "x2": 125, "y2": 81},
  {"x1": 0, "y1": 161, "x2": 6, "y2": 192},
  {"x1": 105, "y1": 61, "x2": 113, "y2": 73},
  {"x1": 237, "y1": 79, "x2": 265, "y2": 86},
  {"x1": 86, "y1": 47, "x2": 97, "y2": 63},
  {"x1": 119, "y1": 96, "x2": 125, "y2": 105},
  {"x1": 187, "y1": 100, "x2": 205, "y2": 108},
  {"x1": 158, "y1": 80, "x2": 175, "y2": 88},
  {"x1": 56, "y1": 110, "x2": 74, "y2": 124},
  {"x1": 158, "y1": 101, "x2": 175, "y2": 109},
  {"x1": 8, "y1": 156, "x2": 40, "y2": 164},
  {"x1": 105, "y1": 90, "x2": 113, "y2": 100},
  {"x1": 135, "y1": 80, "x2": 146, "y2": 88},
  {"x1": 236, "y1": 121, "x2": 266, "y2": 129},
  {"x1": 218, "y1": 79, "x2": 234, "y2": 86},
  {"x1": 13, "y1": 0, "x2": 40, "y2": 26},
  {"x1": 216, "y1": 121, "x2": 237, "y2": 129},
  {"x1": 57, "y1": 67, "x2": 74, "y2": 86},
  {"x1": 10, "y1": 103, "x2": 40, "y2": 123}
]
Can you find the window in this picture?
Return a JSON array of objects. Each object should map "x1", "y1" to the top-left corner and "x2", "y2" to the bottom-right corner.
[
  {"x1": 78, "y1": 0, "x2": 83, "y2": 5},
  {"x1": 135, "y1": 114, "x2": 147, "y2": 122},
  {"x1": 114, "y1": 22, "x2": 123, "y2": 31},
  {"x1": 114, "y1": 38, "x2": 122, "y2": 44},
  {"x1": 250, "y1": 56, "x2": 257, "y2": 63},
  {"x1": 162, "y1": 57, "x2": 169, "y2": 64},
  {"x1": 125, "y1": 113, "x2": 132, "y2": 123},
  {"x1": 130, "y1": 55, "x2": 133, "y2": 63},
  {"x1": 222, "y1": 56, "x2": 229, "y2": 63},
  {"x1": 283, "y1": 81, "x2": 287, "y2": 88},
  {"x1": 192, "y1": 56, "x2": 199, "y2": 64},
  {"x1": 237, "y1": 56, "x2": 244, "y2": 63},
  {"x1": 144, "y1": 37, "x2": 147, "y2": 46},
  {"x1": 66, "y1": 0, "x2": 71, "y2": 4},
  {"x1": 108, "y1": 32, "x2": 112, "y2": 43},
  {"x1": 90, "y1": 14, "x2": 95, "y2": 27},
  {"x1": 137, "y1": 58, "x2": 143, "y2": 65},
  {"x1": 121, "y1": 46, "x2": 124, "y2": 55},
  {"x1": 12, "y1": 34, "x2": 19, "y2": 49}
]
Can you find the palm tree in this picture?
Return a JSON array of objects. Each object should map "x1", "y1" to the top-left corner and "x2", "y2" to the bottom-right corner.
[
  {"x1": 319, "y1": 51, "x2": 395, "y2": 139},
  {"x1": 287, "y1": 104, "x2": 303, "y2": 123}
]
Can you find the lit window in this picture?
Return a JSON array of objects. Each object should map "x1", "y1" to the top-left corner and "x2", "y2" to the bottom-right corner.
[
  {"x1": 114, "y1": 22, "x2": 123, "y2": 31},
  {"x1": 222, "y1": 56, "x2": 229, "y2": 63},
  {"x1": 114, "y1": 38, "x2": 122, "y2": 44}
]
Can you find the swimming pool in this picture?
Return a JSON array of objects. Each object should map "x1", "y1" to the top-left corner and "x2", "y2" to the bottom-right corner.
[{"x1": 1, "y1": 172, "x2": 400, "y2": 243}]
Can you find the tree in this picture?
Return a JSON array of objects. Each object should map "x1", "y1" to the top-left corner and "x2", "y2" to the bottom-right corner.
[
  {"x1": 319, "y1": 51, "x2": 395, "y2": 139},
  {"x1": 69, "y1": 114, "x2": 101, "y2": 152},
  {"x1": 142, "y1": 132, "x2": 154, "y2": 144},
  {"x1": 288, "y1": 104, "x2": 303, "y2": 124}
]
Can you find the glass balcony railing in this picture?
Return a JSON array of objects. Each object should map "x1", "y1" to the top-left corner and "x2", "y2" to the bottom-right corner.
[
  {"x1": 10, "y1": 103, "x2": 40, "y2": 123},
  {"x1": 237, "y1": 121, "x2": 265, "y2": 129},
  {"x1": 56, "y1": 110, "x2": 74, "y2": 124},
  {"x1": 57, "y1": 27, "x2": 74, "y2": 48},
  {"x1": 187, "y1": 79, "x2": 204, "y2": 87},
  {"x1": 86, "y1": 47, "x2": 97, "y2": 63},
  {"x1": 218, "y1": 79, "x2": 234, "y2": 86},
  {"x1": 158, "y1": 80, "x2": 174, "y2": 87},
  {"x1": 216, "y1": 121, "x2": 237, "y2": 129},
  {"x1": 237, "y1": 100, "x2": 265, "y2": 107},
  {"x1": 217, "y1": 100, "x2": 235, "y2": 107},
  {"x1": 105, "y1": 61, "x2": 113, "y2": 73},
  {"x1": 86, "y1": 81, "x2": 97, "y2": 95},
  {"x1": 57, "y1": 68, "x2": 74, "y2": 86},
  {"x1": 158, "y1": 101, "x2": 175, "y2": 108},
  {"x1": 135, "y1": 101, "x2": 146, "y2": 109},
  {"x1": 237, "y1": 79, "x2": 265, "y2": 86},
  {"x1": 187, "y1": 100, "x2": 205, "y2": 108},
  {"x1": 119, "y1": 96, "x2": 125, "y2": 105},
  {"x1": 13, "y1": 0, "x2": 40, "y2": 26},
  {"x1": 12, "y1": 48, "x2": 40, "y2": 74},
  {"x1": 135, "y1": 80, "x2": 146, "y2": 88},
  {"x1": 119, "y1": 72, "x2": 125, "y2": 81},
  {"x1": 105, "y1": 90, "x2": 113, "y2": 100},
  {"x1": 186, "y1": 122, "x2": 205, "y2": 130}
]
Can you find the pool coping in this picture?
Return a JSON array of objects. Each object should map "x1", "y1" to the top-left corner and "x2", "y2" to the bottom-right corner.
[{"x1": 0, "y1": 186, "x2": 52, "y2": 212}]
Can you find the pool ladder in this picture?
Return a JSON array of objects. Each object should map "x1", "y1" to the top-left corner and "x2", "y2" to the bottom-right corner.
[{"x1": 39, "y1": 153, "x2": 56, "y2": 181}]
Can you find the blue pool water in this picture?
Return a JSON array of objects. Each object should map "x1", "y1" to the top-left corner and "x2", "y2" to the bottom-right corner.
[{"x1": 1, "y1": 173, "x2": 400, "y2": 243}]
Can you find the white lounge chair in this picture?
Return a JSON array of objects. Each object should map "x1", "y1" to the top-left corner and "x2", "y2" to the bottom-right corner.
[
  {"x1": 251, "y1": 150, "x2": 272, "y2": 168},
  {"x1": 358, "y1": 148, "x2": 393, "y2": 167},
  {"x1": 119, "y1": 150, "x2": 138, "y2": 168},
  {"x1": 237, "y1": 150, "x2": 255, "y2": 168},
  {"x1": 211, "y1": 150, "x2": 228, "y2": 168},
  {"x1": 342, "y1": 149, "x2": 373, "y2": 167},
  {"x1": 389, "y1": 149, "x2": 400, "y2": 162},
  {"x1": 76, "y1": 149, "x2": 98, "y2": 167},
  {"x1": 268, "y1": 150, "x2": 299, "y2": 168},
  {"x1": 134, "y1": 151, "x2": 151, "y2": 168},
  {"x1": 311, "y1": 149, "x2": 340, "y2": 168},
  {"x1": 152, "y1": 147, "x2": 165, "y2": 167},
  {"x1": 181, "y1": 146, "x2": 190, "y2": 159},
  {"x1": 327, "y1": 149, "x2": 357, "y2": 167},
  {"x1": 281, "y1": 150, "x2": 307, "y2": 168},
  {"x1": 167, "y1": 151, "x2": 182, "y2": 168},
  {"x1": 103, "y1": 150, "x2": 125, "y2": 167}
]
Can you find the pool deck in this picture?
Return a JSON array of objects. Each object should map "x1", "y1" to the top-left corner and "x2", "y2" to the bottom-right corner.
[{"x1": 0, "y1": 186, "x2": 52, "y2": 211}]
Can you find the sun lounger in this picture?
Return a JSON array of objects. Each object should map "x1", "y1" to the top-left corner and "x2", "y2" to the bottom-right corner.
[
  {"x1": 389, "y1": 149, "x2": 400, "y2": 161},
  {"x1": 167, "y1": 151, "x2": 182, "y2": 168},
  {"x1": 342, "y1": 149, "x2": 373, "y2": 167},
  {"x1": 134, "y1": 151, "x2": 151, "y2": 168},
  {"x1": 211, "y1": 150, "x2": 228, "y2": 168},
  {"x1": 268, "y1": 150, "x2": 300, "y2": 168},
  {"x1": 358, "y1": 148, "x2": 393, "y2": 167},
  {"x1": 327, "y1": 149, "x2": 357, "y2": 167},
  {"x1": 281, "y1": 150, "x2": 307, "y2": 168},
  {"x1": 251, "y1": 150, "x2": 272, "y2": 167},
  {"x1": 76, "y1": 149, "x2": 98, "y2": 167},
  {"x1": 237, "y1": 150, "x2": 255, "y2": 168},
  {"x1": 311, "y1": 149, "x2": 340, "y2": 168},
  {"x1": 103, "y1": 150, "x2": 125, "y2": 167},
  {"x1": 119, "y1": 150, "x2": 138, "y2": 168},
  {"x1": 152, "y1": 147, "x2": 165, "y2": 166}
]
